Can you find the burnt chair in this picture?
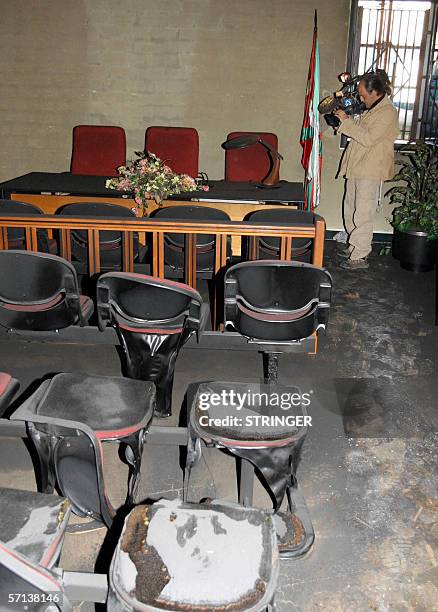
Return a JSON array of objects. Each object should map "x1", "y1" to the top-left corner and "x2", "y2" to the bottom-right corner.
[
  {"x1": 97, "y1": 273, "x2": 206, "y2": 418},
  {"x1": 0, "y1": 199, "x2": 56, "y2": 253},
  {"x1": 108, "y1": 499, "x2": 278, "y2": 611},
  {"x1": 0, "y1": 250, "x2": 93, "y2": 332},
  {"x1": 225, "y1": 131, "x2": 279, "y2": 183},
  {"x1": 0, "y1": 488, "x2": 71, "y2": 611},
  {"x1": 70, "y1": 124, "x2": 126, "y2": 176},
  {"x1": 11, "y1": 373, "x2": 156, "y2": 527},
  {"x1": 224, "y1": 261, "x2": 332, "y2": 382},
  {"x1": 186, "y1": 381, "x2": 314, "y2": 558},
  {"x1": 0, "y1": 372, "x2": 19, "y2": 416},
  {"x1": 57, "y1": 202, "x2": 145, "y2": 270},
  {"x1": 244, "y1": 208, "x2": 319, "y2": 262},
  {"x1": 144, "y1": 126, "x2": 199, "y2": 177},
  {"x1": 149, "y1": 205, "x2": 231, "y2": 276}
]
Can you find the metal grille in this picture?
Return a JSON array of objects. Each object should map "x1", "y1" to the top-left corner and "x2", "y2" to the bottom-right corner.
[
  {"x1": 351, "y1": 1, "x2": 436, "y2": 142},
  {"x1": 420, "y1": 5, "x2": 438, "y2": 140}
]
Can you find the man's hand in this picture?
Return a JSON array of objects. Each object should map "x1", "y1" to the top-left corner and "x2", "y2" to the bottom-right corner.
[{"x1": 333, "y1": 109, "x2": 348, "y2": 122}]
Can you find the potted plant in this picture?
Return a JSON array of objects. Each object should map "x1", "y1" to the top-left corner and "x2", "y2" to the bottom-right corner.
[
  {"x1": 385, "y1": 141, "x2": 438, "y2": 272},
  {"x1": 106, "y1": 151, "x2": 208, "y2": 216}
]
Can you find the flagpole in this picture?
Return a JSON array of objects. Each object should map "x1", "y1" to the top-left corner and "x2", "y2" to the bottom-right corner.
[{"x1": 300, "y1": 10, "x2": 322, "y2": 212}]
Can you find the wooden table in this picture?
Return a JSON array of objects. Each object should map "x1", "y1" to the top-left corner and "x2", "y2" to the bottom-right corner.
[{"x1": 0, "y1": 173, "x2": 305, "y2": 254}]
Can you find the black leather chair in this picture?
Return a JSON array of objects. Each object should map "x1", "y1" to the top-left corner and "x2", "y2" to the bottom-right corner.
[
  {"x1": 97, "y1": 272, "x2": 206, "y2": 417},
  {"x1": 0, "y1": 251, "x2": 93, "y2": 331},
  {"x1": 149, "y1": 205, "x2": 231, "y2": 275},
  {"x1": 57, "y1": 202, "x2": 144, "y2": 269},
  {"x1": 0, "y1": 199, "x2": 55, "y2": 253},
  {"x1": 0, "y1": 488, "x2": 71, "y2": 610},
  {"x1": 0, "y1": 372, "x2": 19, "y2": 417},
  {"x1": 11, "y1": 373, "x2": 156, "y2": 527},
  {"x1": 108, "y1": 498, "x2": 278, "y2": 611},
  {"x1": 244, "y1": 208, "x2": 319, "y2": 262},
  {"x1": 224, "y1": 260, "x2": 332, "y2": 381}
]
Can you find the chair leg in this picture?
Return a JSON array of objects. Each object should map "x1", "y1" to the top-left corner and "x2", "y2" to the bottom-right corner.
[
  {"x1": 238, "y1": 458, "x2": 255, "y2": 507},
  {"x1": 124, "y1": 429, "x2": 147, "y2": 503},
  {"x1": 263, "y1": 352, "x2": 280, "y2": 384},
  {"x1": 28, "y1": 425, "x2": 56, "y2": 494}
]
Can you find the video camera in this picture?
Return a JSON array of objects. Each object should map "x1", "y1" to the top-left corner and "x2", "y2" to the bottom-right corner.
[{"x1": 318, "y1": 72, "x2": 366, "y2": 130}]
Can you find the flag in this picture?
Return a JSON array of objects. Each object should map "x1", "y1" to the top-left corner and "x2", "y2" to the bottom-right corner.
[{"x1": 300, "y1": 11, "x2": 322, "y2": 211}]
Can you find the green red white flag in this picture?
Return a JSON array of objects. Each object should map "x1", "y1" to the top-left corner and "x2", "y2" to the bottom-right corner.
[{"x1": 300, "y1": 11, "x2": 322, "y2": 211}]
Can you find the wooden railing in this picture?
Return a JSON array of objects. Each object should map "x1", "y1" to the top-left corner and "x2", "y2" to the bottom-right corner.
[{"x1": 0, "y1": 214, "x2": 325, "y2": 289}]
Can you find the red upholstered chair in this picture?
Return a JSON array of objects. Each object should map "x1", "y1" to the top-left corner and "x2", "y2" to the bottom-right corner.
[
  {"x1": 225, "y1": 131, "x2": 280, "y2": 182},
  {"x1": 70, "y1": 125, "x2": 126, "y2": 176},
  {"x1": 144, "y1": 126, "x2": 199, "y2": 177}
]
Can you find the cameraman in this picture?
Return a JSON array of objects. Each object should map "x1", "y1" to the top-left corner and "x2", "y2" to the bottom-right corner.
[{"x1": 334, "y1": 70, "x2": 399, "y2": 269}]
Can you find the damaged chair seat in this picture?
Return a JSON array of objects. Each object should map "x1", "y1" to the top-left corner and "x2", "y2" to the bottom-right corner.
[
  {"x1": 108, "y1": 498, "x2": 278, "y2": 611},
  {"x1": 0, "y1": 250, "x2": 93, "y2": 332},
  {"x1": 97, "y1": 272, "x2": 206, "y2": 418},
  {"x1": 225, "y1": 260, "x2": 332, "y2": 382},
  {"x1": 0, "y1": 372, "x2": 19, "y2": 416},
  {"x1": 0, "y1": 487, "x2": 71, "y2": 610},
  {"x1": 11, "y1": 373, "x2": 156, "y2": 527},
  {"x1": 186, "y1": 381, "x2": 314, "y2": 558}
]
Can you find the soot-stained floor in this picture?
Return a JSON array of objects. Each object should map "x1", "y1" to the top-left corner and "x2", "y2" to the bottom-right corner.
[{"x1": 0, "y1": 241, "x2": 436, "y2": 611}]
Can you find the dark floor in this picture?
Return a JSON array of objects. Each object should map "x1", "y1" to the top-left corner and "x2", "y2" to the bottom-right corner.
[{"x1": 0, "y1": 241, "x2": 437, "y2": 611}]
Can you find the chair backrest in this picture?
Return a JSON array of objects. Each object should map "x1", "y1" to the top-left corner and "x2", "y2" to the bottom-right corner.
[
  {"x1": 0, "y1": 250, "x2": 84, "y2": 331},
  {"x1": 224, "y1": 260, "x2": 332, "y2": 341},
  {"x1": 144, "y1": 126, "x2": 199, "y2": 177},
  {"x1": 57, "y1": 202, "x2": 139, "y2": 264},
  {"x1": 70, "y1": 125, "x2": 126, "y2": 176},
  {"x1": 225, "y1": 131, "x2": 279, "y2": 182},
  {"x1": 150, "y1": 205, "x2": 231, "y2": 272},
  {"x1": 97, "y1": 272, "x2": 202, "y2": 332},
  {"x1": 97, "y1": 273, "x2": 203, "y2": 417},
  {"x1": 0, "y1": 199, "x2": 50, "y2": 250},
  {"x1": 245, "y1": 208, "x2": 316, "y2": 255},
  {"x1": 151, "y1": 205, "x2": 230, "y2": 247}
]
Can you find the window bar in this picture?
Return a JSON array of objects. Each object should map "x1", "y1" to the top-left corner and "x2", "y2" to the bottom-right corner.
[
  {"x1": 399, "y1": 10, "x2": 412, "y2": 139},
  {"x1": 421, "y1": 6, "x2": 438, "y2": 140},
  {"x1": 393, "y1": 8, "x2": 403, "y2": 129},
  {"x1": 364, "y1": 7, "x2": 373, "y2": 72},
  {"x1": 411, "y1": 10, "x2": 430, "y2": 141},
  {"x1": 383, "y1": 2, "x2": 394, "y2": 74},
  {"x1": 403, "y1": 10, "x2": 421, "y2": 139}
]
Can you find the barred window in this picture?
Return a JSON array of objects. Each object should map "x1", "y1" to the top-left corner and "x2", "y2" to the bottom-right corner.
[{"x1": 347, "y1": 0, "x2": 438, "y2": 143}]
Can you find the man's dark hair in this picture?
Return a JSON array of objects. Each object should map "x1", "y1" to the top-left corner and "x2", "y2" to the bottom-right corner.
[{"x1": 360, "y1": 69, "x2": 392, "y2": 96}]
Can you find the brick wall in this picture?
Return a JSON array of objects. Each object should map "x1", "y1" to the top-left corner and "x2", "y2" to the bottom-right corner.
[{"x1": 0, "y1": 0, "x2": 392, "y2": 231}]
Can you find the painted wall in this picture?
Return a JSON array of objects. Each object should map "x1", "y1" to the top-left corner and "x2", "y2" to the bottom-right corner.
[{"x1": 0, "y1": 0, "x2": 393, "y2": 231}]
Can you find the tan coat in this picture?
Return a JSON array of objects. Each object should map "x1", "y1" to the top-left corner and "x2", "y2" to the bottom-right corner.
[{"x1": 337, "y1": 95, "x2": 399, "y2": 181}]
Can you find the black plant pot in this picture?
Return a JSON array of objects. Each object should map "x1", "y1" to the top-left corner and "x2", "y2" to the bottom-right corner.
[
  {"x1": 391, "y1": 229, "x2": 400, "y2": 260},
  {"x1": 397, "y1": 228, "x2": 438, "y2": 273}
]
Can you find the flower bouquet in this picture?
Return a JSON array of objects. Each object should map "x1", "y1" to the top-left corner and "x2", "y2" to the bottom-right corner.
[{"x1": 106, "y1": 151, "x2": 208, "y2": 216}]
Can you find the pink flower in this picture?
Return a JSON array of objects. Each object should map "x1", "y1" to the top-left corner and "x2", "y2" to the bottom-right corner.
[
  {"x1": 135, "y1": 196, "x2": 143, "y2": 206},
  {"x1": 131, "y1": 207, "x2": 139, "y2": 216},
  {"x1": 201, "y1": 185, "x2": 210, "y2": 191},
  {"x1": 117, "y1": 178, "x2": 133, "y2": 191},
  {"x1": 181, "y1": 175, "x2": 196, "y2": 188}
]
